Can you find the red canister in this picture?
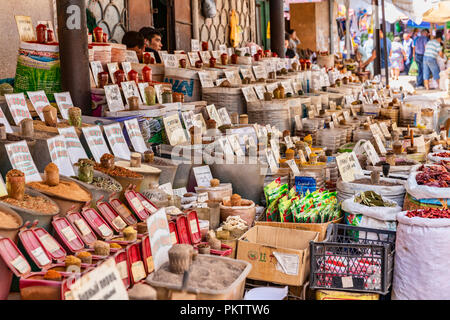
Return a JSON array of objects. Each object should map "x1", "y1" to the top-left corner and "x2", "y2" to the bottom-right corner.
[
  {"x1": 142, "y1": 65, "x2": 152, "y2": 82},
  {"x1": 114, "y1": 69, "x2": 126, "y2": 86},
  {"x1": 143, "y1": 52, "x2": 151, "y2": 64},
  {"x1": 231, "y1": 54, "x2": 238, "y2": 64},
  {"x1": 264, "y1": 50, "x2": 271, "y2": 57},
  {"x1": 128, "y1": 70, "x2": 139, "y2": 84},
  {"x1": 272, "y1": 52, "x2": 278, "y2": 58},
  {"x1": 102, "y1": 33, "x2": 108, "y2": 43},
  {"x1": 221, "y1": 53, "x2": 228, "y2": 65},
  {"x1": 36, "y1": 24, "x2": 47, "y2": 44},
  {"x1": 94, "y1": 27, "x2": 103, "y2": 42},
  {"x1": 254, "y1": 53, "x2": 261, "y2": 61},
  {"x1": 98, "y1": 71, "x2": 109, "y2": 88},
  {"x1": 179, "y1": 59, "x2": 187, "y2": 68},
  {"x1": 46, "y1": 29, "x2": 54, "y2": 43},
  {"x1": 195, "y1": 60, "x2": 203, "y2": 69},
  {"x1": 201, "y1": 41, "x2": 208, "y2": 51},
  {"x1": 209, "y1": 57, "x2": 217, "y2": 68}
]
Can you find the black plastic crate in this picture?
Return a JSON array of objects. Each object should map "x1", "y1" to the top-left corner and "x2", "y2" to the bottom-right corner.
[{"x1": 309, "y1": 223, "x2": 396, "y2": 295}]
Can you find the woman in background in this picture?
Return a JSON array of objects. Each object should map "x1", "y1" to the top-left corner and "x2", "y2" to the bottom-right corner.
[{"x1": 390, "y1": 36, "x2": 407, "y2": 80}]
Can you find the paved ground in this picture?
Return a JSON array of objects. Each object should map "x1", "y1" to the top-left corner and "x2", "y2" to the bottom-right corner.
[{"x1": 389, "y1": 75, "x2": 450, "y2": 103}]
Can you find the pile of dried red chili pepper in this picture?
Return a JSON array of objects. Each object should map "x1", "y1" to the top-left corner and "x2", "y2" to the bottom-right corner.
[
  {"x1": 416, "y1": 165, "x2": 450, "y2": 187},
  {"x1": 434, "y1": 152, "x2": 450, "y2": 158},
  {"x1": 406, "y1": 208, "x2": 450, "y2": 219}
]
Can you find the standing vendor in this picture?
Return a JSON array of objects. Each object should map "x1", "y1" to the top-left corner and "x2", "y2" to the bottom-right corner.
[
  {"x1": 122, "y1": 31, "x2": 145, "y2": 62},
  {"x1": 360, "y1": 30, "x2": 391, "y2": 78},
  {"x1": 139, "y1": 27, "x2": 163, "y2": 63}
]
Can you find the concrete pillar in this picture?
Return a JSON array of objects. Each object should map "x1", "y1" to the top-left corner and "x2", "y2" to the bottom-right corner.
[
  {"x1": 270, "y1": 0, "x2": 285, "y2": 58},
  {"x1": 56, "y1": 0, "x2": 91, "y2": 115}
]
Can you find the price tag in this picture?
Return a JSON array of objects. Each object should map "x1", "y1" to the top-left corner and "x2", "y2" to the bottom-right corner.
[
  {"x1": 266, "y1": 149, "x2": 278, "y2": 173},
  {"x1": 240, "y1": 67, "x2": 255, "y2": 81},
  {"x1": 373, "y1": 134, "x2": 387, "y2": 154},
  {"x1": 82, "y1": 126, "x2": 111, "y2": 163},
  {"x1": 11, "y1": 255, "x2": 29, "y2": 274},
  {"x1": 253, "y1": 85, "x2": 266, "y2": 100},
  {"x1": 191, "y1": 39, "x2": 200, "y2": 52},
  {"x1": 349, "y1": 151, "x2": 364, "y2": 176},
  {"x1": 342, "y1": 276, "x2": 354, "y2": 288},
  {"x1": 217, "y1": 137, "x2": 234, "y2": 157},
  {"x1": 193, "y1": 166, "x2": 213, "y2": 188},
  {"x1": 343, "y1": 110, "x2": 351, "y2": 121},
  {"x1": 308, "y1": 110, "x2": 314, "y2": 119},
  {"x1": 116, "y1": 261, "x2": 128, "y2": 280},
  {"x1": 228, "y1": 134, "x2": 245, "y2": 157},
  {"x1": 163, "y1": 113, "x2": 188, "y2": 146},
  {"x1": 218, "y1": 108, "x2": 232, "y2": 126},
  {"x1": 4, "y1": 93, "x2": 32, "y2": 125},
  {"x1": 47, "y1": 135, "x2": 76, "y2": 177},
  {"x1": 286, "y1": 159, "x2": 300, "y2": 176},
  {"x1": 39, "y1": 234, "x2": 60, "y2": 253},
  {"x1": 252, "y1": 65, "x2": 267, "y2": 79},
  {"x1": 189, "y1": 219, "x2": 199, "y2": 234},
  {"x1": 104, "y1": 84, "x2": 125, "y2": 112},
  {"x1": 199, "y1": 51, "x2": 211, "y2": 63},
  {"x1": 31, "y1": 247, "x2": 50, "y2": 266},
  {"x1": 5, "y1": 141, "x2": 42, "y2": 183},
  {"x1": 162, "y1": 54, "x2": 179, "y2": 68},
  {"x1": 188, "y1": 52, "x2": 200, "y2": 66},
  {"x1": 295, "y1": 115, "x2": 303, "y2": 131},
  {"x1": 284, "y1": 136, "x2": 295, "y2": 149},
  {"x1": 270, "y1": 139, "x2": 280, "y2": 161},
  {"x1": 224, "y1": 70, "x2": 241, "y2": 86},
  {"x1": 140, "y1": 198, "x2": 157, "y2": 214},
  {"x1": 329, "y1": 121, "x2": 335, "y2": 129},
  {"x1": 15, "y1": 15, "x2": 36, "y2": 41},
  {"x1": 197, "y1": 192, "x2": 208, "y2": 203},
  {"x1": 379, "y1": 122, "x2": 391, "y2": 138},
  {"x1": 345, "y1": 95, "x2": 356, "y2": 105},
  {"x1": 219, "y1": 44, "x2": 227, "y2": 54},
  {"x1": 98, "y1": 224, "x2": 113, "y2": 238},
  {"x1": 172, "y1": 188, "x2": 187, "y2": 198},
  {"x1": 241, "y1": 86, "x2": 258, "y2": 102},
  {"x1": 130, "y1": 196, "x2": 145, "y2": 214},
  {"x1": 54, "y1": 92, "x2": 74, "y2": 120},
  {"x1": 206, "y1": 104, "x2": 223, "y2": 127},
  {"x1": 370, "y1": 123, "x2": 385, "y2": 142},
  {"x1": 138, "y1": 82, "x2": 149, "y2": 104},
  {"x1": 104, "y1": 123, "x2": 131, "y2": 160},
  {"x1": 124, "y1": 118, "x2": 148, "y2": 153},
  {"x1": 298, "y1": 150, "x2": 307, "y2": 163},
  {"x1": 0, "y1": 108, "x2": 12, "y2": 134},
  {"x1": 336, "y1": 153, "x2": 356, "y2": 182},
  {"x1": 57, "y1": 127, "x2": 88, "y2": 164},
  {"x1": 281, "y1": 80, "x2": 294, "y2": 95},
  {"x1": 363, "y1": 141, "x2": 381, "y2": 165},
  {"x1": 131, "y1": 261, "x2": 146, "y2": 282},
  {"x1": 61, "y1": 226, "x2": 78, "y2": 242},
  {"x1": 75, "y1": 219, "x2": 91, "y2": 236},
  {"x1": 121, "y1": 61, "x2": 132, "y2": 78},
  {"x1": 210, "y1": 51, "x2": 220, "y2": 60},
  {"x1": 266, "y1": 83, "x2": 278, "y2": 94},
  {"x1": 198, "y1": 71, "x2": 215, "y2": 88},
  {"x1": 330, "y1": 101, "x2": 336, "y2": 111},
  {"x1": 415, "y1": 135, "x2": 426, "y2": 153},
  {"x1": 121, "y1": 81, "x2": 142, "y2": 105},
  {"x1": 125, "y1": 50, "x2": 139, "y2": 63},
  {"x1": 331, "y1": 113, "x2": 339, "y2": 125},
  {"x1": 107, "y1": 62, "x2": 120, "y2": 84}
]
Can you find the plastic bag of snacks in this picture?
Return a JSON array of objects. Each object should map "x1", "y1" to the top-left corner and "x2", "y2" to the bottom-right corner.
[
  {"x1": 264, "y1": 178, "x2": 288, "y2": 221},
  {"x1": 290, "y1": 189, "x2": 341, "y2": 223}
]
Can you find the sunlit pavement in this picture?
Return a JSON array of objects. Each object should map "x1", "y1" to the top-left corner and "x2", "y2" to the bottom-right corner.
[{"x1": 389, "y1": 75, "x2": 450, "y2": 103}]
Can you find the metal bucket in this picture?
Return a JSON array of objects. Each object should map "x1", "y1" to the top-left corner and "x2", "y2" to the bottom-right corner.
[{"x1": 0, "y1": 188, "x2": 59, "y2": 232}]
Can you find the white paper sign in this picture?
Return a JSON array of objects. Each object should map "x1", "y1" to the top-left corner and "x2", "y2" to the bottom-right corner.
[
  {"x1": 206, "y1": 104, "x2": 223, "y2": 127},
  {"x1": 0, "y1": 108, "x2": 13, "y2": 133},
  {"x1": 415, "y1": 135, "x2": 426, "y2": 153},
  {"x1": 266, "y1": 149, "x2": 278, "y2": 173},
  {"x1": 198, "y1": 71, "x2": 215, "y2": 88},
  {"x1": 188, "y1": 52, "x2": 200, "y2": 66},
  {"x1": 153, "y1": 84, "x2": 163, "y2": 104},
  {"x1": 4, "y1": 93, "x2": 32, "y2": 125},
  {"x1": 146, "y1": 209, "x2": 172, "y2": 271},
  {"x1": 219, "y1": 44, "x2": 227, "y2": 54},
  {"x1": 253, "y1": 65, "x2": 267, "y2": 79},
  {"x1": 121, "y1": 81, "x2": 142, "y2": 105},
  {"x1": 199, "y1": 51, "x2": 211, "y2": 63},
  {"x1": 286, "y1": 159, "x2": 300, "y2": 176},
  {"x1": 67, "y1": 257, "x2": 128, "y2": 300},
  {"x1": 5, "y1": 140, "x2": 42, "y2": 182},
  {"x1": 336, "y1": 153, "x2": 356, "y2": 182},
  {"x1": 163, "y1": 113, "x2": 188, "y2": 146},
  {"x1": 191, "y1": 39, "x2": 200, "y2": 52},
  {"x1": 193, "y1": 166, "x2": 214, "y2": 188},
  {"x1": 124, "y1": 118, "x2": 147, "y2": 153},
  {"x1": 162, "y1": 54, "x2": 179, "y2": 68},
  {"x1": 379, "y1": 122, "x2": 391, "y2": 138},
  {"x1": 27, "y1": 90, "x2": 50, "y2": 122},
  {"x1": 173, "y1": 187, "x2": 188, "y2": 198},
  {"x1": 104, "y1": 123, "x2": 131, "y2": 160},
  {"x1": 218, "y1": 108, "x2": 232, "y2": 125},
  {"x1": 254, "y1": 85, "x2": 266, "y2": 100},
  {"x1": 89, "y1": 61, "x2": 104, "y2": 87},
  {"x1": 363, "y1": 141, "x2": 381, "y2": 165},
  {"x1": 125, "y1": 50, "x2": 139, "y2": 63},
  {"x1": 104, "y1": 85, "x2": 125, "y2": 112},
  {"x1": 158, "y1": 182, "x2": 173, "y2": 196},
  {"x1": 137, "y1": 82, "x2": 149, "y2": 104},
  {"x1": 54, "y1": 92, "x2": 74, "y2": 120},
  {"x1": 228, "y1": 134, "x2": 245, "y2": 156},
  {"x1": 373, "y1": 134, "x2": 387, "y2": 154},
  {"x1": 82, "y1": 126, "x2": 111, "y2": 163},
  {"x1": 47, "y1": 135, "x2": 75, "y2": 177},
  {"x1": 349, "y1": 152, "x2": 364, "y2": 176},
  {"x1": 224, "y1": 70, "x2": 241, "y2": 86},
  {"x1": 57, "y1": 127, "x2": 88, "y2": 164},
  {"x1": 240, "y1": 67, "x2": 255, "y2": 81},
  {"x1": 121, "y1": 62, "x2": 132, "y2": 78},
  {"x1": 295, "y1": 115, "x2": 303, "y2": 131},
  {"x1": 241, "y1": 86, "x2": 258, "y2": 102},
  {"x1": 107, "y1": 63, "x2": 120, "y2": 84}
]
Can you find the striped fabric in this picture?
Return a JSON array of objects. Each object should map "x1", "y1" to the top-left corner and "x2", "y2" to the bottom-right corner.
[{"x1": 424, "y1": 40, "x2": 442, "y2": 59}]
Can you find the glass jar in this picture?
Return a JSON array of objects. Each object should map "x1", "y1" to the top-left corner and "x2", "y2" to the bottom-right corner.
[
  {"x1": 78, "y1": 159, "x2": 94, "y2": 183},
  {"x1": 143, "y1": 53, "x2": 151, "y2": 64},
  {"x1": 102, "y1": 33, "x2": 108, "y2": 43},
  {"x1": 128, "y1": 70, "x2": 139, "y2": 84},
  {"x1": 231, "y1": 54, "x2": 238, "y2": 64},
  {"x1": 162, "y1": 90, "x2": 173, "y2": 103},
  {"x1": 6, "y1": 170, "x2": 25, "y2": 201},
  {"x1": 94, "y1": 27, "x2": 103, "y2": 42},
  {"x1": 144, "y1": 86, "x2": 156, "y2": 105},
  {"x1": 179, "y1": 59, "x2": 187, "y2": 68},
  {"x1": 201, "y1": 41, "x2": 208, "y2": 51},
  {"x1": 195, "y1": 60, "x2": 203, "y2": 69},
  {"x1": 98, "y1": 71, "x2": 109, "y2": 88},
  {"x1": 142, "y1": 66, "x2": 152, "y2": 82},
  {"x1": 173, "y1": 92, "x2": 184, "y2": 103},
  {"x1": 47, "y1": 29, "x2": 54, "y2": 43},
  {"x1": 209, "y1": 57, "x2": 217, "y2": 68},
  {"x1": 68, "y1": 107, "x2": 82, "y2": 127},
  {"x1": 221, "y1": 53, "x2": 228, "y2": 65},
  {"x1": 128, "y1": 96, "x2": 140, "y2": 110},
  {"x1": 36, "y1": 24, "x2": 47, "y2": 44}
]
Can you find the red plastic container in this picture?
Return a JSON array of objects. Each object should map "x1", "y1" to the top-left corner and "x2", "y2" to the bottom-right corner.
[
  {"x1": 186, "y1": 211, "x2": 202, "y2": 244},
  {"x1": 36, "y1": 24, "x2": 47, "y2": 44},
  {"x1": 128, "y1": 70, "x2": 138, "y2": 84},
  {"x1": 96, "y1": 198, "x2": 127, "y2": 233},
  {"x1": 142, "y1": 65, "x2": 152, "y2": 82},
  {"x1": 136, "y1": 192, "x2": 158, "y2": 215},
  {"x1": 175, "y1": 215, "x2": 191, "y2": 245},
  {"x1": 168, "y1": 221, "x2": 179, "y2": 245},
  {"x1": 143, "y1": 53, "x2": 152, "y2": 65},
  {"x1": 110, "y1": 198, "x2": 138, "y2": 226},
  {"x1": 141, "y1": 235, "x2": 154, "y2": 274},
  {"x1": 126, "y1": 243, "x2": 146, "y2": 285},
  {"x1": 125, "y1": 190, "x2": 150, "y2": 222},
  {"x1": 114, "y1": 249, "x2": 130, "y2": 289},
  {"x1": 52, "y1": 217, "x2": 85, "y2": 254},
  {"x1": 81, "y1": 207, "x2": 114, "y2": 240},
  {"x1": 18, "y1": 228, "x2": 53, "y2": 269},
  {"x1": 114, "y1": 69, "x2": 126, "y2": 86},
  {"x1": 66, "y1": 211, "x2": 98, "y2": 247},
  {"x1": 33, "y1": 228, "x2": 66, "y2": 262}
]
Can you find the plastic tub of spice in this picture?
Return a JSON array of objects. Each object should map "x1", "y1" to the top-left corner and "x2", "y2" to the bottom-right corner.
[
  {"x1": 114, "y1": 160, "x2": 161, "y2": 191},
  {"x1": 27, "y1": 175, "x2": 92, "y2": 216},
  {"x1": 0, "y1": 188, "x2": 59, "y2": 231},
  {"x1": 72, "y1": 167, "x2": 123, "y2": 204},
  {"x1": 93, "y1": 161, "x2": 144, "y2": 194}
]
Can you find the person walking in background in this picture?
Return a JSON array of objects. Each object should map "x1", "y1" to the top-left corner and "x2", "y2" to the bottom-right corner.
[
  {"x1": 285, "y1": 34, "x2": 297, "y2": 59},
  {"x1": 402, "y1": 32, "x2": 414, "y2": 74},
  {"x1": 390, "y1": 36, "x2": 407, "y2": 80},
  {"x1": 287, "y1": 29, "x2": 301, "y2": 52},
  {"x1": 360, "y1": 30, "x2": 391, "y2": 79},
  {"x1": 423, "y1": 30, "x2": 444, "y2": 90},
  {"x1": 414, "y1": 29, "x2": 430, "y2": 88}
]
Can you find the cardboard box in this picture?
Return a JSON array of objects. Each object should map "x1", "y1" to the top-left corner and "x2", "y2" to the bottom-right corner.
[
  {"x1": 315, "y1": 290, "x2": 379, "y2": 300},
  {"x1": 236, "y1": 226, "x2": 319, "y2": 286}
]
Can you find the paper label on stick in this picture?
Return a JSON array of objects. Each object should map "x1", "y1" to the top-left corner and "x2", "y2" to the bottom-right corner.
[
  {"x1": 379, "y1": 122, "x2": 391, "y2": 138},
  {"x1": 284, "y1": 136, "x2": 295, "y2": 149},
  {"x1": 188, "y1": 52, "x2": 200, "y2": 66},
  {"x1": 140, "y1": 198, "x2": 157, "y2": 214},
  {"x1": 370, "y1": 124, "x2": 385, "y2": 142},
  {"x1": 253, "y1": 65, "x2": 267, "y2": 79},
  {"x1": 104, "y1": 84, "x2": 125, "y2": 112},
  {"x1": 193, "y1": 166, "x2": 214, "y2": 188},
  {"x1": 137, "y1": 82, "x2": 149, "y2": 104},
  {"x1": 336, "y1": 153, "x2": 356, "y2": 183},
  {"x1": 197, "y1": 192, "x2": 208, "y2": 203},
  {"x1": 89, "y1": 61, "x2": 104, "y2": 87},
  {"x1": 198, "y1": 71, "x2": 215, "y2": 88},
  {"x1": 104, "y1": 123, "x2": 131, "y2": 160},
  {"x1": 31, "y1": 247, "x2": 50, "y2": 266},
  {"x1": 240, "y1": 67, "x2": 255, "y2": 81},
  {"x1": 224, "y1": 70, "x2": 241, "y2": 86},
  {"x1": 229, "y1": 134, "x2": 245, "y2": 156},
  {"x1": 218, "y1": 108, "x2": 232, "y2": 125},
  {"x1": 266, "y1": 149, "x2": 278, "y2": 173},
  {"x1": 57, "y1": 127, "x2": 88, "y2": 164},
  {"x1": 163, "y1": 113, "x2": 188, "y2": 146},
  {"x1": 107, "y1": 63, "x2": 120, "y2": 84},
  {"x1": 191, "y1": 39, "x2": 200, "y2": 52},
  {"x1": 162, "y1": 54, "x2": 179, "y2": 68},
  {"x1": 47, "y1": 135, "x2": 75, "y2": 177},
  {"x1": 173, "y1": 187, "x2": 188, "y2": 198},
  {"x1": 54, "y1": 92, "x2": 74, "y2": 120},
  {"x1": 82, "y1": 126, "x2": 111, "y2": 163},
  {"x1": 349, "y1": 151, "x2": 363, "y2": 176},
  {"x1": 15, "y1": 15, "x2": 35, "y2": 41},
  {"x1": 295, "y1": 115, "x2": 303, "y2": 131},
  {"x1": 39, "y1": 234, "x2": 60, "y2": 253},
  {"x1": 75, "y1": 219, "x2": 91, "y2": 236},
  {"x1": 241, "y1": 86, "x2": 258, "y2": 102},
  {"x1": 5, "y1": 141, "x2": 42, "y2": 183},
  {"x1": 124, "y1": 118, "x2": 147, "y2": 153},
  {"x1": 0, "y1": 108, "x2": 13, "y2": 134},
  {"x1": 158, "y1": 182, "x2": 174, "y2": 196},
  {"x1": 373, "y1": 134, "x2": 387, "y2": 154},
  {"x1": 206, "y1": 104, "x2": 223, "y2": 127},
  {"x1": 363, "y1": 141, "x2": 381, "y2": 165},
  {"x1": 121, "y1": 62, "x2": 132, "y2": 78},
  {"x1": 131, "y1": 261, "x2": 146, "y2": 282},
  {"x1": 253, "y1": 85, "x2": 266, "y2": 100},
  {"x1": 26, "y1": 90, "x2": 50, "y2": 122},
  {"x1": 147, "y1": 209, "x2": 172, "y2": 271},
  {"x1": 121, "y1": 81, "x2": 142, "y2": 105},
  {"x1": 11, "y1": 255, "x2": 29, "y2": 274},
  {"x1": 286, "y1": 159, "x2": 301, "y2": 176},
  {"x1": 4, "y1": 93, "x2": 32, "y2": 125},
  {"x1": 199, "y1": 51, "x2": 211, "y2": 64}
]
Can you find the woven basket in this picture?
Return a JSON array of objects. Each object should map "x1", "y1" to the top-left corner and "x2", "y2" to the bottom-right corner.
[
  {"x1": 164, "y1": 67, "x2": 201, "y2": 102},
  {"x1": 380, "y1": 108, "x2": 399, "y2": 124},
  {"x1": 247, "y1": 99, "x2": 291, "y2": 132},
  {"x1": 201, "y1": 86, "x2": 247, "y2": 115}
]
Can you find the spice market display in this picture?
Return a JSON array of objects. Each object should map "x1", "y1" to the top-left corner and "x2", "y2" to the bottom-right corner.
[{"x1": 0, "y1": 2, "x2": 449, "y2": 303}]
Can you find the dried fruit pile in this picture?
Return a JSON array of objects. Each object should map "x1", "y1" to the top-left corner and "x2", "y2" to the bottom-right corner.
[
  {"x1": 416, "y1": 165, "x2": 450, "y2": 187},
  {"x1": 406, "y1": 208, "x2": 450, "y2": 219}
]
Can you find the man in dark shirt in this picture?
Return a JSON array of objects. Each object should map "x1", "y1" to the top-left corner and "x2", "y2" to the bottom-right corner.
[
  {"x1": 413, "y1": 29, "x2": 430, "y2": 88},
  {"x1": 139, "y1": 27, "x2": 163, "y2": 63},
  {"x1": 121, "y1": 31, "x2": 145, "y2": 62}
]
